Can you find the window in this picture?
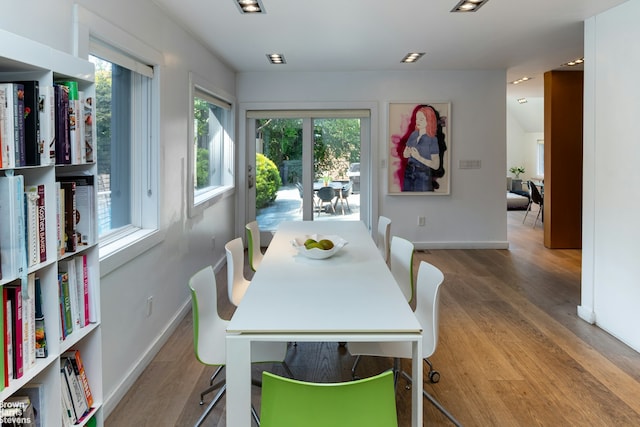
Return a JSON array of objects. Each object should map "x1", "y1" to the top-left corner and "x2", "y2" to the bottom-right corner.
[
  {"x1": 537, "y1": 139, "x2": 544, "y2": 177},
  {"x1": 189, "y1": 73, "x2": 235, "y2": 216},
  {"x1": 89, "y1": 41, "x2": 160, "y2": 268}
]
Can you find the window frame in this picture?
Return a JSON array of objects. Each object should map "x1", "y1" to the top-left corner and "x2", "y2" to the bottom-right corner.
[
  {"x1": 188, "y1": 72, "x2": 236, "y2": 218},
  {"x1": 75, "y1": 6, "x2": 163, "y2": 275}
]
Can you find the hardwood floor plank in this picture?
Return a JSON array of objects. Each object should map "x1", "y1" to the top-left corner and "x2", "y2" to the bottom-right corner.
[{"x1": 106, "y1": 212, "x2": 640, "y2": 427}]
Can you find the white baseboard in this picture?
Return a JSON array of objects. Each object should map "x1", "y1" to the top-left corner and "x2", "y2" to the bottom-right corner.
[
  {"x1": 102, "y1": 298, "x2": 191, "y2": 418},
  {"x1": 414, "y1": 241, "x2": 510, "y2": 250},
  {"x1": 102, "y1": 256, "x2": 227, "y2": 419},
  {"x1": 577, "y1": 305, "x2": 596, "y2": 324}
]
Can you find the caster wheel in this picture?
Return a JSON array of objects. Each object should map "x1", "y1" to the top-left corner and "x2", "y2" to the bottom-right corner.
[{"x1": 429, "y1": 370, "x2": 440, "y2": 383}]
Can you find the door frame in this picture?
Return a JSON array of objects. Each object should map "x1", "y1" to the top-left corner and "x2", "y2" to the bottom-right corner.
[{"x1": 237, "y1": 102, "x2": 379, "y2": 243}]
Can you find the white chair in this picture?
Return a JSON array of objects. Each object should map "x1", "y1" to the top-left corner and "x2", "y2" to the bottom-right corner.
[
  {"x1": 377, "y1": 216, "x2": 392, "y2": 265},
  {"x1": 348, "y1": 261, "x2": 461, "y2": 426},
  {"x1": 245, "y1": 221, "x2": 264, "y2": 272},
  {"x1": 225, "y1": 237, "x2": 251, "y2": 306},
  {"x1": 390, "y1": 235, "x2": 415, "y2": 304},
  {"x1": 188, "y1": 266, "x2": 293, "y2": 426}
]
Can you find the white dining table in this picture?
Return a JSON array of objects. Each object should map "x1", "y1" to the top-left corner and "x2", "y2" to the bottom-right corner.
[{"x1": 226, "y1": 220, "x2": 423, "y2": 426}]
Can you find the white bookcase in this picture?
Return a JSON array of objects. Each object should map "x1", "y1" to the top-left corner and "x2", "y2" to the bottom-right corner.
[{"x1": 0, "y1": 29, "x2": 102, "y2": 426}]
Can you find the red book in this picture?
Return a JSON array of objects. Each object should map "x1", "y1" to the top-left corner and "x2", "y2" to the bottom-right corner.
[
  {"x1": 5, "y1": 282, "x2": 23, "y2": 379},
  {"x1": 37, "y1": 184, "x2": 47, "y2": 262},
  {"x1": 3, "y1": 287, "x2": 11, "y2": 387},
  {"x1": 80, "y1": 255, "x2": 89, "y2": 326}
]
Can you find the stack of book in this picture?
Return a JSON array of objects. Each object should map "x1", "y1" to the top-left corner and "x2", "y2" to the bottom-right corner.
[
  {"x1": 60, "y1": 349, "x2": 94, "y2": 425},
  {"x1": 1, "y1": 274, "x2": 41, "y2": 391},
  {"x1": 0, "y1": 80, "x2": 94, "y2": 169}
]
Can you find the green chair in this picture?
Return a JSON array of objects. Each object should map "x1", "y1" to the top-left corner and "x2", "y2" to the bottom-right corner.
[{"x1": 260, "y1": 370, "x2": 398, "y2": 427}]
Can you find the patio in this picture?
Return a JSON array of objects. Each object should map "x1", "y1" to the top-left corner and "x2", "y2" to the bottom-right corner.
[{"x1": 256, "y1": 184, "x2": 361, "y2": 231}]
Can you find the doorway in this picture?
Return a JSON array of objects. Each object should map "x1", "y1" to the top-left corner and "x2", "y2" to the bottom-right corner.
[{"x1": 244, "y1": 110, "x2": 371, "y2": 243}]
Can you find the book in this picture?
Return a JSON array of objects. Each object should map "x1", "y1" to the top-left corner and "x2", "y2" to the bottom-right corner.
[
  {"x1": 60, "y1": 369, "x2": 77, "y2": 426},
  {"x1": 4, "y1": 287, "x2": 13, "y2": 386},
  {"x1": 59, "y1": 81, "x2": 82, "y2": 164},
  {"x1": 56, "y1": 181, "x2": 64, "y2": 257},
  {"x1": 23, "y1": 273, "x2": 37, "y2": 371},
  {"x1": 81, "y1": 93, "x2": 94, "y2": 163},
  {"x1": 61, "y1": 356, "x2": 89, "y2": 420},
  {"x1": 75, "y1": 254, "x2": 89, "y2": 327},
  {"x1": 34, "y1": 276, "x2": 47, "y2": 358},
  {"x1": 4, "y1": 281, "x2": 24, "y2": 380},
  {"x1": 38, "y1": 84, "x2": 56, "y2": 166},
  {"x1": 0, "y1": 83, "x2": 16, "y2": 168},
  {"x1": 0, "y1": 85, "x2": 6, "y2": 169},
  {"x1": 0, "y1": 173, "x2": 27, "y2": 280},
  {"x1": 24, "y1": 186, "x2": 40, "y2": 267},
  {"x1": 35, "y1": 184, "x2": 47, "y2": 263},
  {"x1": 58, "y1": 180, "x2": 76, "y2": 253},
  {"x1": 62, "y1": 175, "x2": 94, "y2": 247},
  {"x1": 17, "y1": 383, "x2": 44, "y2": 427},
  {"x1": 16, "y1": 80, "x2": 41, "y2": 166},
  {"x1": 3, "y1": 394, "x2": 36, "y2": 426},
  {"x1": 0, "y1": 285, "x2": 3, "y2": 391},
  {"x1": 0, "y1": 83, "x2": 25, "y2": 167},
  {"x1": 62, "y1": 349, "x2": 94, "y2": 408},
  {"x1": 54, "y1": 84, "x2": 70, "y2": 165},
  {"x1": 15, "y1": 83, "x2": 25, "y2": 167},
  {"x1": 58, "y1": 272, "x2": 73, "y2": 338},
  {"x1": 59, "y1": 259, "x2": 80, "y2": 332}
]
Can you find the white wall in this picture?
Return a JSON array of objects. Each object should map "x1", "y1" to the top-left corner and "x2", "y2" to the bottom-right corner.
[
  {"x1": 238, "y1": 70, "x2": 508, "y2": 248},
  {"x1": 581, "y1": 0, "x2": 640, "y2": 352},
  {"x1": 507, "y1": 97, "x2": 544, "y2": 185},
  {"x1": 1, "y1": 0, "x2": 238, "y2": 414}
]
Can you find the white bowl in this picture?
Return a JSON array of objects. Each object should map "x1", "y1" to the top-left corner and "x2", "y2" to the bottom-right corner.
[{"x1": 291, "y1": 234, "x2": 348, "y2": 260}]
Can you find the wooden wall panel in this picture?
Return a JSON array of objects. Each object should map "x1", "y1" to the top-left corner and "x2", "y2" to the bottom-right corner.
[{"x1": 543, "y1": 70, "x2": 583, "y2": 248}]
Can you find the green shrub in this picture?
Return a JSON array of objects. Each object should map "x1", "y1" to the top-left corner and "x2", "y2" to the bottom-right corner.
[
  {"x1": 256, "y1": 153, "x2": 282, "y2": 208},
  {"x1": 196, "y1": 148, "x2": 209, "y2": 188}
]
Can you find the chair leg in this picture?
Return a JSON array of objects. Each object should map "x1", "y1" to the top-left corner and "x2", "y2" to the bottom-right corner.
[
  {"x1": 422, "y1": 389, "x2": 463, "y2": 427},
  {"x1": 392, "y1": 358, "x2": 401, "y2": 391},
  {"x1": 351, "y1": 355, "x2": 362, "y2": 379},
  {"x1": 281, "y1": 361, "x2": 295, "y2": 379},
  {"x1": 201, "y1": 366, "x2": 225, "y2": 404},
  {"x1": 522, "y1": 201, "x2": 532, "y2": 223},
  {"x1": 533, "y1": 205, "x2": 542, "y2": 228},
  {"x1": 194, "y1": 383, "x2": 226, "y2": 427},
  {"x1": 398, "y1": 370, "x2": 462, "y2": 427},
  {"x1": 251, "y1": 404, "x2": 260, "y2": 426},
  {"x1": 208, "y1": 365, "x2": 224, "y2": 386}
]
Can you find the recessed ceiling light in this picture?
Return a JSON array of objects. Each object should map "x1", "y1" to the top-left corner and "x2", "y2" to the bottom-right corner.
[
  {"x1": 235, "y1": 0, "x2": 265, "y2": 14},
  {"x1": 267, "y1": 53, "x2": 286, "y2": 64},
  {"x1": 561, "y1": 57, "x2": 584, "y2": 67},
  {"x1": 401, "y1": 52, "x2": 425, "y2": 63},
  {"x1": 451, "y1": 0, "x2": 489, "y2": 12},
  {"x1": 509, "y1": 76, "x2": 533, "y2": 85}
]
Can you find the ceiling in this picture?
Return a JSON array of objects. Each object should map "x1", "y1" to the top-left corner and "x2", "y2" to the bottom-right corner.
[{"x1": 152, "y1": 0, "x2": 627, "y2": 100}]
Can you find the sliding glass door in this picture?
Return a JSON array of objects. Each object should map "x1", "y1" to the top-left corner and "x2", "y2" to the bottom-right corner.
[{"x1": 246, "y1": 111, "x2": 368, "y2": 239}]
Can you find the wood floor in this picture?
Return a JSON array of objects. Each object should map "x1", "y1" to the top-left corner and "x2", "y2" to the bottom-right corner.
[{"x1": 106, "y1": 211, "x2": 640, "y2": 427}]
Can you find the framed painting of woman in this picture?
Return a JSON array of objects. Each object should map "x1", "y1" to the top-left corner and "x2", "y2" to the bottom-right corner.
[{"x1": 388, "y1": 102, "x2": 451, "y2": 195}]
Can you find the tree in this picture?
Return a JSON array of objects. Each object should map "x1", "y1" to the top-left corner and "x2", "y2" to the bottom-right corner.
[
  {"x1": 256, "y1": 118, "x2": 360, "y2": 182},
  {"x1": 93, "y1": 61, "x2": 112, "y2": 176}
]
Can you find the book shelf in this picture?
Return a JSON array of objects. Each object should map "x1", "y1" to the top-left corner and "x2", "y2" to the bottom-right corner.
[{"x1": 0, "y1": 29, "x2": 102, "y2": 426}]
